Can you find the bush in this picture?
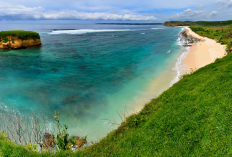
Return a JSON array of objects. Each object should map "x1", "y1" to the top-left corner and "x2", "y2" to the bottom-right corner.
[{"x1": 0, "y1": 30, "x2": 40, "y2": 43}]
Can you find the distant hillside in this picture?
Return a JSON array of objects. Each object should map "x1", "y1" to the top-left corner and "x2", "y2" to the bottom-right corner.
[
  {"x1": 96, "y1": 23, "x2": 163, "y2": 25},
  {"x1": 164, "y1": 20, "x2": 232, "y2": 26}
]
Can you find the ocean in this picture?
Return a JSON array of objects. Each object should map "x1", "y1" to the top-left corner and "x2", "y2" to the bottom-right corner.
[{"x1": 0, "y1": 24, "x2": 186, "y2": 142}]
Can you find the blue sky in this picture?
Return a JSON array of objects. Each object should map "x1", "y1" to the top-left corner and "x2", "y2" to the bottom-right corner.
[{"x1": 0, "y1": 0, "x2": 231, "y2": 23}]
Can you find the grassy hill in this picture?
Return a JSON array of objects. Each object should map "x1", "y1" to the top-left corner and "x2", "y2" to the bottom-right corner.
[{"x1": 2, "y1": 43, "x2": 232, "y2": 156}]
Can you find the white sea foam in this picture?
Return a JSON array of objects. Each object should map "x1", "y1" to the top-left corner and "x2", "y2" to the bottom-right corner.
[
  {"x1": 151, "y1": 28, "x2": 164, "y2": 30},
  {"x1": 141, "y1": 33, "x2": 145, "y2": 34},
  {"x1": 167, "y1": 50, "x2": 171, "y2": 53},
  {"x1": 49, "y1": 29, "x2": 130, "y2": 35},
  {"x1": 170, "y1": 28, "x2": 191, "y2": 87}
]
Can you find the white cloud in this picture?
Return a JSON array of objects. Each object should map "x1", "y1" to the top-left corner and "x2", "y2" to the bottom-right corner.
[
  {"x1": 229, "y1": 0, "x2": 232, "y2": 7},
  {"x1": 169, "y1": 9, "x2": 207, "y2": 21},
  {"x1": 0, "y1": 5, "x2": 156, "y2": 21},
  {"x1": 0, "y1": 0, "x2": 231, "y2": 22},
  {"x1": 215, "y1": 0, "x2": 227, "y2": 5},
  {"x1": 210, "y1": 11, "x2": 218, "y2": 16},
  {"x1": 197, "y1": 4, "x2": 205, "y2": 9},
  {"x1": 0, "y1": 0, "x2": 214, "y2": 11}
]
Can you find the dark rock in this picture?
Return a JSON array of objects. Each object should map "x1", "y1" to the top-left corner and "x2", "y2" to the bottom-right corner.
[{"x1": 43, "y1": 133, "x2": 56, "y2": 148}]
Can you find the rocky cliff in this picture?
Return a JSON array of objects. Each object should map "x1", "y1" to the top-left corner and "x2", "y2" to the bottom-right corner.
[
  {"x1": 0, "y1": 31, "x2": 41, "y2": 49},
  {"x1": 0, "y1": 37, "x2": 41, "y2": 49},
  {"x1": 164, "y1": 21, "x2": 190, "y2": 26}
]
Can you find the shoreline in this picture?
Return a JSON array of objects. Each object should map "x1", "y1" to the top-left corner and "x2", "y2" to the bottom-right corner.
[
  {"x1": 134, "y1": 26, "x2": 226, "y2": 114},
  {"x1": 179, "y1": 27, "x2": 226, "y2": 75}
]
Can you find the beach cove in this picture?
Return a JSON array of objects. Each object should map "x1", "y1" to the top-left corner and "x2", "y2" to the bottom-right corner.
[
  {"x1": 0, "y1": 24, "x2": 228, "y2": 144},
  {"x1": 178, "y1": 27, "x2": 226, "y2": 75},
  {"x1": 0, "y1": 24, "x2": 187, "y2": 142}
]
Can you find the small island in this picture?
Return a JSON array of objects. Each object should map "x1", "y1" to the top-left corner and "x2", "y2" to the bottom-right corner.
[{"x1": 0, "y1": 30, "x2": 41, "y2": 49}]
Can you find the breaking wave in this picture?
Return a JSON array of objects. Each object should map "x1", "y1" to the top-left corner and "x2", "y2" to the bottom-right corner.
[{"x1": 49, "y1": 29, "x2": 130, "y2": 34}]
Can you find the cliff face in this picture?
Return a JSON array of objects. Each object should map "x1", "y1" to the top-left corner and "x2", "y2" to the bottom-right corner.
[
  {"x1": 164, "y1": 21, "x2": 190, "y2": 26},
  {"x1": 0, "y1": 36, "x2": 41, "y2": 49}
]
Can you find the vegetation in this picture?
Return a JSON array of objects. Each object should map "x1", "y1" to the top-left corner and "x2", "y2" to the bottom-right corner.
[
  {"x1": 0, "y1": 130, "x2": 74, "y2": 156},
  {"x1": 53, "y1": 111, "x2": 76, "y2": 151},
  {"x1": 0, "y1": 30, "x2": 40, "y2": 43},
  {"x1": 0, "y1": 109, "x2": 87, "y2": 156},
  {"x1": 165, "y1": 20, "x2": 232, "y2": 27}
]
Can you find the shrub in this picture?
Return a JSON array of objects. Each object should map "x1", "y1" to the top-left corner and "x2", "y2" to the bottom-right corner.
[{"x1": 0, "y1": 30, "x2": 40, "y2": 43}]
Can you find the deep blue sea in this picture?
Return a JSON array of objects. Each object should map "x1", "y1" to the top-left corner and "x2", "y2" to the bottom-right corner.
[{"x1": 0, "y1": 24, "x2": 185, "y2": 141}]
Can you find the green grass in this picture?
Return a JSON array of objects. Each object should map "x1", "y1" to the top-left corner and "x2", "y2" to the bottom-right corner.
[
  {"x1": 2, "y1": 51, "x2": 232, "y2": 156},
  {"x1": 0, "y1": 131, "x2": 78, "y2": 157},
  {"x1": 0, "y1": 30, "x2": 40, "y2": 43}
]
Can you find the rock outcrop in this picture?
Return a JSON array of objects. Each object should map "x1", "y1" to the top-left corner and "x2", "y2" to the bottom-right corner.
[
  {"x1": 43, "y1": 133, "x2": 56, "y2": 148},
  {"x1": 74, "y1": 137, "x2": 87, "y2": 148},
  {"x1": 179, "y1": 29, "x2": 203, "y2": 46},
  {"x1": 0, "y1": 36, "x2": 41, "y2": 49},
  {"x1": 66, "y1": 136, "x2": 88, "y2": 149},
  {"x1": 164, "y1": 21, "x2": 190, "y2": 27}
]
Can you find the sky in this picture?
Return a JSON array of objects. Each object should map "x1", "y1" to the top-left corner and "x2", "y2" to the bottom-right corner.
[{"x1": 0, "y1": 0, "x2": 231, "y2": 23}]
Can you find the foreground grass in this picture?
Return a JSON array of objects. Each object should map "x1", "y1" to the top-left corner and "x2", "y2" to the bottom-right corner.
[{"x1": 2, "y1": 49, "x2": 232, "y2": 156}]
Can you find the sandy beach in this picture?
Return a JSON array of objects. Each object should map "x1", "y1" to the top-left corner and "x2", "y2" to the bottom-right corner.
[
  {"x1": 134, "y1": 27, "x2": 227, "y2": 114},
  {"x1": 182, "y1": 27, "x2": 226, "y2": 74}
]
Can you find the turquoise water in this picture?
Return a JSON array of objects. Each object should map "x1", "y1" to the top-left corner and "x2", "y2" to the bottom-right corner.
[{"x1": 0, "y1": 24, "x2": 184, "y2": 141}]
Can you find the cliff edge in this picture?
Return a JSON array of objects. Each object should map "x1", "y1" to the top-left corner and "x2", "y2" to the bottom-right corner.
[
  {"x1": 0, "y1": 30, "x2": 41, "y2": 49},
  {"x1": 164, "y1": 21, "x2": 190, "y2": 26}
]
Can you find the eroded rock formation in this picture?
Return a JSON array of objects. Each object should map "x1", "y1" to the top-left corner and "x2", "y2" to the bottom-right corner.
[
  {"x1": 164, "y1": 21, "x2": 190, "y2": 27},
  {"x1": 179, "y1": 29, "x2": 203, "y2": 46},
  {"x1": 0, "y1": 36, "x2": 41, "y2": 49}
]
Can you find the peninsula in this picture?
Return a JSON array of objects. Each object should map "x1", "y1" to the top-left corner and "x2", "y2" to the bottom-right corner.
[{"x1": 0, "y1": 30, "x2": 41, "y2": 49}]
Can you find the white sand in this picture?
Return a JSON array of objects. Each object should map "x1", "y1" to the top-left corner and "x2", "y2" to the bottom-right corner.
[{"x1": 184, "y1": 27, "x2": 226, "y2": 71}]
